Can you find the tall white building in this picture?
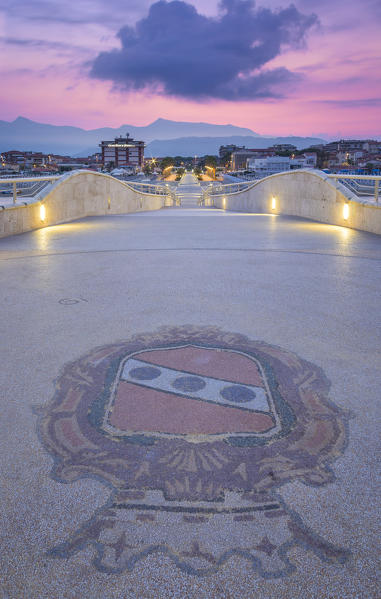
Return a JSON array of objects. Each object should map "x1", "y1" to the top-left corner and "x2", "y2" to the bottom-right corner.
[{"x1": 100, "y1": 133, "x2": 145, "y2": 169}]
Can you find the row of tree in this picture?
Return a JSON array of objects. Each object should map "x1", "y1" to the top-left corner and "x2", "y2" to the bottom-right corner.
[{"x1": 141, "y1": 155, "x2": 219, "y2": 176}]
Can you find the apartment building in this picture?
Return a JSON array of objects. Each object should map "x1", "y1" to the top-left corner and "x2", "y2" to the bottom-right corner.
[{"x1": 100, "y1": 133, "x2": 145, "y2": 168}]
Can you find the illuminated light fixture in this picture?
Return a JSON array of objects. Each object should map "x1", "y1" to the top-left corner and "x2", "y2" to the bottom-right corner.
[
  {"x1": 40, "y1": 204, "x2": 46, "y2": 221},
  {"x1": 343, "y1": 203, "x2": 349, "y2": 220},
  {"x1": 223, "y1": 197, "x2": 226, "y2": 209},
  {"x1": 271, "y1": 197, "x2": 276, "y2": 210}
]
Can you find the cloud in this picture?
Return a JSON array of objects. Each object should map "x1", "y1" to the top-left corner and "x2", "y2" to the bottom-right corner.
[
  {"x1": 0, "y1": 0, "x2": 149, "y2": 27},
  {"x1": 90, "y1": 0, "x2": 318, "y2": 100},
  {"x1": 317, "y1": 98, "x2": 381, "y2": 108},
  {"x1": 0, "y1": 36, "x2": 89, "y2": 54}
]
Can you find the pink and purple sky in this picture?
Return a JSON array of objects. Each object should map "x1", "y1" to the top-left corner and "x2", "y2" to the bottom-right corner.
[{"x1": 0, "y1": 0, "x2": 380, "y2": 138}]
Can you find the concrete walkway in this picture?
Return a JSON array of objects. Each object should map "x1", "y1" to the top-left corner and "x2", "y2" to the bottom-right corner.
[
  {"x1": 0, "y1": 206, "x2": 380, "y2": 599},
  {"x1": 176, "y1": 172, "x2": 202, "y2": 207}
]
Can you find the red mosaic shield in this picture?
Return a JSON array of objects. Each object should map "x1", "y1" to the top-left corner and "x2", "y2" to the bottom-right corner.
[
  {"x1": 37, "y1": 327, "x2": 351, "y2": 577},
  {"x1": 102, "y1": 345, "x2": 279, "y2": 438}
]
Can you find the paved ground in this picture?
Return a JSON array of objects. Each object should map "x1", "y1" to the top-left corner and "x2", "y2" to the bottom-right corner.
[
  {"x1": 176, "y1": 173, "x2": 202, "y2": 206},
  {"x1": 0, "y1": 204, "x2": 380, "y2": 599}
]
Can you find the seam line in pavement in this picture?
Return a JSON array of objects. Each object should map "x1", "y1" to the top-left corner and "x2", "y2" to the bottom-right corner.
[{"x1": 0, "y1": 248, "x2": 380, "y2": 261}]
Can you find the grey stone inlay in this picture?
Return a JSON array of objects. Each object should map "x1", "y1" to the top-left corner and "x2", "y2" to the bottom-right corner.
[
  {"x1": 220, "y1": 384, "x2": 256, "y2": 403},
  {"x1": 172, "y1": 376, "x2": 206, "y2": 392},
  {"x1": 129, "y1": 366, "x2": 162, "y2": 381}
]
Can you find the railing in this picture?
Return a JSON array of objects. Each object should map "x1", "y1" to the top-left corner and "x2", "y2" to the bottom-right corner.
[
  {"x1": 0, "y1": 176, "x2": 60, "y2": 204},
  {"x1": 201, "y1": 180, "x2": 253, "y2": 204},
  {"x1": 127, "y1": 180, "x2": 174, "y2": 195},
  {"x1": 327, "y1": 174, "x2": 379, "y2": 203},
  {"x1": 201, "y1": 172, "x2": 381, "y2": 205},
  {"x1": 0, "y1": 173, "x2": 179, "y2": 207},
  {"x1": 127, "y1": 181, "x2": 178, "y2": 205}
]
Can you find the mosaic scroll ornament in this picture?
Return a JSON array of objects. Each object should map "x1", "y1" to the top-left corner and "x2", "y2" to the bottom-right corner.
[{"x1": 37, "y1": 326, "x2": 351, "y2": 577}]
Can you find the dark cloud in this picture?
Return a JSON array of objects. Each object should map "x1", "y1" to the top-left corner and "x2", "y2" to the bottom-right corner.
[{"x1": 90, "y1": 0, "x2": 318, "y2": 100}]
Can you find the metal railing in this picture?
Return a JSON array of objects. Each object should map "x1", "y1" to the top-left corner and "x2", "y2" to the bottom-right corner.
[
  {"x1": 201, "y1": 172, "x2": 381, "y2": 206},
  {"x1": 201, "y1": 180, "x2": 253, "y2": 204},
  {"x1": 0, "y1": 174, "x2": 179, "y2": 207},
  {"x1": 327, "y1": 174, "x2": 380, "y2": 203},
  {"x1": 0, "y1": 176, "x2": 60, "y2": 204},
  {"x1": 127, "y1": 181, "x2": 178, "y2": 205}
]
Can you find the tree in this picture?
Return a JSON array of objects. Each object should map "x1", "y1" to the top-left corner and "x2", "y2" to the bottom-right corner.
[
  {"x1": 160, "y1": 157, "x2": 174, "y2": 171},
  {"x1": 275, "y1": 150, "x2": 293, "y2": 157},
  {"x1": 220, "y1": 151, "x2": 232, "y2": 168},
  {"x1": 202, "y1": 155, "x2": 218, "y2": 168}
]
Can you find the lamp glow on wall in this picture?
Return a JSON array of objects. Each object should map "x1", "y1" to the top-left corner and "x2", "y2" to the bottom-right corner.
[
  {"x1": 271, "y1": 197, "x2": 276, "y2": 210},
  {"x1": 343, "y1": 203, "x2": 349, "y2": 220},
  {"x1": 223, "y1": 197, "x2": 226, "y2": 209},
  {"x1": 40, "y1": 204, "x2": 46, "y2": 221}
]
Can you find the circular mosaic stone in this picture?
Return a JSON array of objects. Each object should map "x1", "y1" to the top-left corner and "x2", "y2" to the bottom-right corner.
[
  {"x1": 220, "y1": 384, "x2": 256, "y2": 403},
  {"x1": 129, "y1": 366, "x2": 161, "y2": 381},
  {"x1": 172, "y1": 375, "x2": 206, "y2": 392}
]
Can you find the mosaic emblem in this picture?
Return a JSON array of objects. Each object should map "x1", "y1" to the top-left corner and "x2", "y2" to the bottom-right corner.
[{"x1": 37, "y1": 326, "x2": 351, "y2": 577}]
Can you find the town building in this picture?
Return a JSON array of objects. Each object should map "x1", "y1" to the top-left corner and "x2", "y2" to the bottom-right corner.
[
  {"x1": 270, "y1": 144, "x2": 297, "y2": 153},
  {"x1": 247, "y1": 156, "x2": 291, "y2": 177},
  {"x1": 0, "y1": 150, "x2": 104, "y2": 174},
  {"x1": 230, "y1": 148, "x2": 275, "y2": 170},
  {"x1": 100, "y1": 133, "x2": 145, "y2": 169},
  {"x1": 246, "y1": 153, "x2": 318, "y2": 177},
  {"x1": 324, "y1": 139, "x2": 381, "y2": 154},
  {"x1": 219, "y1": 144, "x2": 244, "y2": 159}
]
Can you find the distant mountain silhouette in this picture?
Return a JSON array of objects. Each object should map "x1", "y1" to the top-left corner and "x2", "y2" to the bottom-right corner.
[
  {"x1": 0, "y1": 116, "x2": 327, "y2": 156},
  {"x1": 0, "y1": 116, "x2": 258, "y2": 155},
  {"x1": 145, "y1": 135, "x2": 327, "y2": 157}
]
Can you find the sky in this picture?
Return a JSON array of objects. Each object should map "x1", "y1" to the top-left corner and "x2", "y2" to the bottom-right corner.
[{"x1": 0, "y1": 0, "x2": 380, "y2": 138}]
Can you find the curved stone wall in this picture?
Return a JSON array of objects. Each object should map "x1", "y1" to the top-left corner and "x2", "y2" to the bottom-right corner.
[
  {"x1": 0, "y1": 171, "x2": 168, "y2": 238},
  {"x1": 209, "y1": 170, "x2": 381, "y2": 234},
  {"x1": 1, "y1": 169, "x2": 380, "y2": 237}
]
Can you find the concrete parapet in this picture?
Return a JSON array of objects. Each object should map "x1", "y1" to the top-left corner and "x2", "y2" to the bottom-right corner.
[
  {"x1": 0, "y1": 171, "x2": 166, "y2": 238},
  {"x1": 210, "y1": 170, "x2": 381, "y2": 235}
]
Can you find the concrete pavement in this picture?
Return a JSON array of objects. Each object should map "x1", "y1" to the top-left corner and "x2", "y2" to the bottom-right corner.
[
  {"x1": 176, "y1": 173, "x2": 202, "y2": 207},
  {"x1": 0, "y1": 205, "x2": 380, "y2": 598}
]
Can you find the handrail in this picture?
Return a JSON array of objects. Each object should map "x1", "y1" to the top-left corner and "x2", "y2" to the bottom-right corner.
[
  {"x1": 0, "y1": 176, "x2": 61, "y2": 183},
  {"x1": 0, "y1": 175, "x2": 61, "y2": 204},
  {"x1": 327, "y1": 174, "x2": 380, "y2": 203},
  {"x1": 201, "y1": 180, "x2": 253, "y2": 204},
  {"x1": 201, "y1": 171, "x2": 381, "y2": 205},
  {"x1": 0, "y1": 173, "x2": 178, "y2": 206},
  {"x1": 326, "y1": 174, "x2": 381, "y2": 180}
]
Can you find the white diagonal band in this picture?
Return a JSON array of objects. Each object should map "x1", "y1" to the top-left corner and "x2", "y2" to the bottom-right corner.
[{"x1": 120, "y1": 358, "x2": 270, "y2": 413}]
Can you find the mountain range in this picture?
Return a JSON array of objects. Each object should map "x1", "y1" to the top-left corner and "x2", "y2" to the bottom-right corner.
[
  {"x1": 145, "y1": 135, "x2": 326, "y2": 157},
  {"x1": 0, "y1": 116, "x2": 326, "y2": 157}
]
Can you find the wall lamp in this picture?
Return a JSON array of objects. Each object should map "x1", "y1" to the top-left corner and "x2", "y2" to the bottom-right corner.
[
  {"x1": 271, "y1": 197, "x2": 276, "y2": 210},
  {"x1": 40, "y1": 204, "x2": 46, "y2": 221},
  {"x1": 343, "y1": 203, "x2": 349, "y2": 220}
]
